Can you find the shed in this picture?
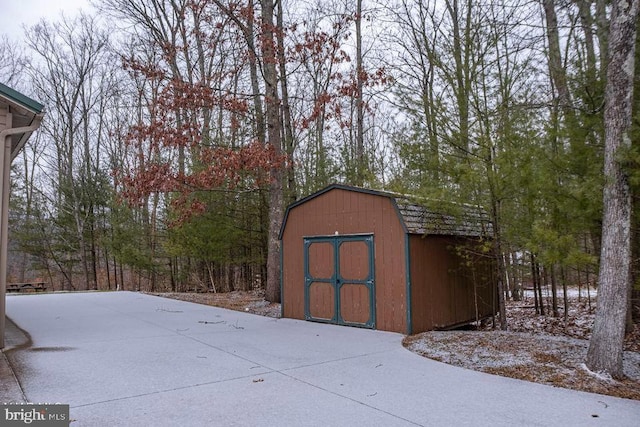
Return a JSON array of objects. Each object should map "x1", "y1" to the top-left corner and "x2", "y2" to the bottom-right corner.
[{"x1": 279, "y1": 184, "x2": 496, "y2": 334}]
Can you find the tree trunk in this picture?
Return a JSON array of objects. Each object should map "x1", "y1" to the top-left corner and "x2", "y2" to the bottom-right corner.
[
  {"x1": 261, "y1": 0, "x2": 284, "y2": 303},
  {"x1": 542, "y1": 0, "x2": 573, "y2": 114},
  {"x1": 595, "y1": 0, "x2": 609, "y2": 79},
  {"x1": 354, "y1": 0, "x2": 365, "y2": 185},
  {"x1": 550, "y1": 265, "x2": 559, "y2": 317},
  {"x1": 247, "y1": 0, "x2": 267, "y2": 145},
  {"x1": 276, "y1": 0, "x2": 296, "y2": 203},
  {"x1": 586, "y1": 0, "x2": 640, "y2": 379},
  {"x1": 445, "y1": 0, "x2": 472, "y2": 153},
  {"x1": 490, "y1": 198, "x2": 507, "y2": 330},
  {"x1": 537, "y1": 263, "x2": 545, "y2": 316},
  {"x1": 576, "y1": 0, "x2": 598, "y2": 85},
  {"x1": 561, "y1": 267, "x2": 569, "y2": 321}
]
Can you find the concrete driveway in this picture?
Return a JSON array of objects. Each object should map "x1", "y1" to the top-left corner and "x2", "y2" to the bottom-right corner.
[{"x1": 3, "y1": 292, "x2": 639, "y2": 426}]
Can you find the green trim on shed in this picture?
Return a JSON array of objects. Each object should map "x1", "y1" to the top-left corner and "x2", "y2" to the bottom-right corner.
[
  {"x1": 279, "y1": 184, "x2": 409, "y2": 240},
  {"x1": 279, "y1": 184, "x2": 496, "y2": 334},
  {"x1": 303, "y1": 234, "x2": 376, "y2": 329},
  {"x1": 280, "y1": 239, "x2": 285, "y2": 318},
  {"x1": 279, "y1": 183, "x2": 490, "y2": 240},
  {"x1": 404, "y1": 233, "x2": 412, "y2": 335}
]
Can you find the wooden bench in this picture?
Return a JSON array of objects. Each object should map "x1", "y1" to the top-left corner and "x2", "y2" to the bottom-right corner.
[{"x1": 6, "y1": 282, "x2": 48, "y2": 293}]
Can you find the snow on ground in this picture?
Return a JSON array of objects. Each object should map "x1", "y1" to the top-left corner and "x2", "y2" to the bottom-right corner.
[
  {"x1": 522, "y1": 286, "x2": 597, "y2": 300},
  {"x1": 405, "y1": 329, "x2": 640, "y2": 401},
  {"x1": 405, "y1": 289, "x2": 640, "y2": 401}
]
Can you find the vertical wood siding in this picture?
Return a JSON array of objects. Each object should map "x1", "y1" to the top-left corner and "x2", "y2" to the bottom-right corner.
[
  {"x1": 308, "y1": 281, "x2": 334, "y2": 320},
  {"x1": 282, "y1": 188, "x2": 408, "y2": 333},
  {"x1": 409, "y1": 235, "x2": 496, "y2": 332},
  {"x1": 281, "y1": 186, "x2": 496, "y2": 334},
  {"x1": 339, "y1": 284, "x2": 370, "y2": 324}
]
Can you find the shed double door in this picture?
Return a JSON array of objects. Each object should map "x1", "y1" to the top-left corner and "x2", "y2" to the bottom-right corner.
[{"x1": 304, "y1": 235, "x2": 375, "y2": 328}]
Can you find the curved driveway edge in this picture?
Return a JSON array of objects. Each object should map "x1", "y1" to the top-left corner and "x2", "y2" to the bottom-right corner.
[
  {"x1": 0, "y1": 351, "x2": 25, "y2": 403},
  {"x1": 5, "y1": 292, "x2": 640, "y2": 426}
]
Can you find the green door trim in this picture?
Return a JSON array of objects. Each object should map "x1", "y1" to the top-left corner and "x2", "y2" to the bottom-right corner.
[{"x1": 304, "y1": 234, "x2": 375, "y2": 328}]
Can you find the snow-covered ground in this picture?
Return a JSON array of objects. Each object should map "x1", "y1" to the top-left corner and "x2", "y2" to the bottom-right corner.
[
  {"x1": 521, "y1": 286, "x2": 597, "y2": 300},
  {"x1": 405, "y1": 289, "x2": 640, "y2": 401}
]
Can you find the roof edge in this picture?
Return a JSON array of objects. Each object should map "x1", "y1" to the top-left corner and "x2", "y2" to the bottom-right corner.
[
  {"x1": 279, "y1": 183, "x2": 492, "y2": 240},
  {"x1": 0, "y1": 82, "x2": 44, "y2": 114},
  {"x1": 279, "y1": 184, "x2": 399, "y2": 239}
]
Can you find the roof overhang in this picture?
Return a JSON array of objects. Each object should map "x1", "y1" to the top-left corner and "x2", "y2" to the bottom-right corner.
[{"x1": 0, "y1": 82, "x2": 45, "y2": 159}]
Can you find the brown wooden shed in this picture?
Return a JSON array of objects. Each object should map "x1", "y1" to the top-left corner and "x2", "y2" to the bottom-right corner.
[{"x1": 279, "y1": 184, "x2": 496, "y2": 334}]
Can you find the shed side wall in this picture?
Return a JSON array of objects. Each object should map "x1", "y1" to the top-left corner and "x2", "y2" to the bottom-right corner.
[
  {"x1": 409, "y1": 235, "x2": 496, "y2": 333},
  {"x1": 281, "y1": 188, "x2": 407, "y2": 333}
]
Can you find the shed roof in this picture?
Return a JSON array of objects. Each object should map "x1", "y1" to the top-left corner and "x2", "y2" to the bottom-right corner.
[
  {"x1": 279, "y1": 184, "x2": 491, "y2": 239},
  {"x1": 395, "y1": 199, "x2": 491, "y2": 237}
]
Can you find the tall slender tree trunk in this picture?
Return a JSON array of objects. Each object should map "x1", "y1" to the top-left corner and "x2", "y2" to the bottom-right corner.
[
  {"x1": 247, "y1": 0, "x2": 266, "y2": 145},
  {"x1": 445, "y1": 0, "x2": 472, "y2": 153},
  {"x1": 561, "y1": 267, "x2": 569, "y2": 321},
  {"x1": 595, "y1": 0, "x2": 609, "y2": 79},
  {"x1": 354, "y1": 0, "x2": 365, "y2": 185},
  {"x1": 543, "y1": 0, "x2": 572, "y2": 113},
  {"x1": 261, "y1": 0, "x2": 284, "y2": 303},
  {"x1": 586, "y1": 0, "x2": 640, "y2": 379},
  {"x1": 489, "y1": 197, "x2": 507, "y2": 330},
  {"x1": 90, "y1": 221, "x2": 98, "y2": 290},
  {"x1": 276, "y1": 0, "x2": 296, "y2": 202},
  {"x1": 550, "y1": 266, "x2": 559, "y2": 317},
  {"x1": 537, "y1": 263, "x2": 545, "y2": 316},
  {"x1": 531, "y1": 255, "x2": 543, "y2": 315}
]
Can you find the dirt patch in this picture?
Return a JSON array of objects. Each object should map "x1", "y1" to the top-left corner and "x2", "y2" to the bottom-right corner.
[{"x1": 147, "y1": 290, "x2": 281, "y2": 318}]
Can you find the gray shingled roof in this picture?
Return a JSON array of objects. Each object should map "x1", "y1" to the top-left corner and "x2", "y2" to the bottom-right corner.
[
  {"x1": 279, "y1": 184, "x2": 493, "y2": 239},
  {"x1": 394, "y1": 198, "x2": 492, "y2": 237}
]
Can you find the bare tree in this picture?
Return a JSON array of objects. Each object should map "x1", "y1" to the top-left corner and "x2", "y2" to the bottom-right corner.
[
  {"x1": 0, "y1": 35, "x2": 28, "y2": 88},
  {"x1": 25, "y1": 13, "x2": 115, "y2": 290}
]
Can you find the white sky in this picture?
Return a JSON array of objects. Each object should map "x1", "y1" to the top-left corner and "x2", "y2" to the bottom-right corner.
[{"x1": 0, "y1": 0, "x2": 90, "y2": 40}]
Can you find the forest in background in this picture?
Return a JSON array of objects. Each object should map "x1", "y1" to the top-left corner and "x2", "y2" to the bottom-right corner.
[{"x1": 2, "y1": 0, "x2": 639, "y2": 325}]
